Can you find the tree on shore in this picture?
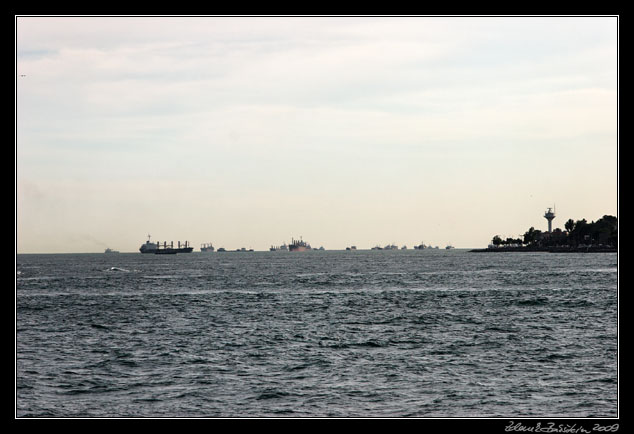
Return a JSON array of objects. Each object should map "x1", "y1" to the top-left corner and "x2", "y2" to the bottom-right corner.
[
  {"x1": 568, "y1": 215, "x2": 617, "y2": 246},
  {"x1": 491, "y1": 235, "x2": 523, "y2": 247},
  {"x1": 523, "y1": 227, "x2": 541, "y2": 246},
  {"x1": 565, "y1": 219, "x2": 575, "y2": 233}
]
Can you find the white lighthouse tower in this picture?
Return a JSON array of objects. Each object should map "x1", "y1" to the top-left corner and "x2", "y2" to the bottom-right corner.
[{"x1": 544, "y1": 207, "x2": 556, "y2": 233}]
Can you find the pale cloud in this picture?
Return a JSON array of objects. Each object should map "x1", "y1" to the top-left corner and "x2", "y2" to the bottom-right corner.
[{"x1": 16, "y1": 16, "x2": 618, "y2": 252}]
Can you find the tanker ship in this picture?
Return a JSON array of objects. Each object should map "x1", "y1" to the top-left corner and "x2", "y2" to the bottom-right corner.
[{"x1": 289, "y1": 237, "x2": 311, "y2": 252}]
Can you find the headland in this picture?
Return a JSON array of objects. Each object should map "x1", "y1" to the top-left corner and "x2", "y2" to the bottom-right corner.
[{"x1": 470, "y1": 211, "x2": 617, "y2": 253}]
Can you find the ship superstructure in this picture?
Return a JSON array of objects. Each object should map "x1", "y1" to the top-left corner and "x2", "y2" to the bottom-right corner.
[{"x1": 139, "y1": 235, "x2": 158, "y2": 253}]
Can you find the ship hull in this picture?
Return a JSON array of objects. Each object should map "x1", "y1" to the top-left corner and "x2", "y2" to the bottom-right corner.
[
  {"x1": 289, "y1": 246, "x2": 311, "y2": 252},
  {"x1": 157, "y1": 247, "x2": 193, "y2": 254}
]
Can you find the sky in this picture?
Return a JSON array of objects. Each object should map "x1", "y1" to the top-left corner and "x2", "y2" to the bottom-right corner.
[{"x1": 15, "y1": 16, "x2": 618, "y2": 253}]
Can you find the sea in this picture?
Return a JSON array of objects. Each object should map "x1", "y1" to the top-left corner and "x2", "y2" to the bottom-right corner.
[{"x1": 15, "y1": 249, "x2": 618, "y2": 418}]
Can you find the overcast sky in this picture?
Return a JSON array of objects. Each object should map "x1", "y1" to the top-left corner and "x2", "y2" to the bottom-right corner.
[{"x1": 16, "y1": 16, "x2": 618, "y2": 253}]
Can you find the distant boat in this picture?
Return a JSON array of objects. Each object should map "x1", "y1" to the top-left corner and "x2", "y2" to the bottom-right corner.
[
  {"x1": 139, "y1": 235, "x2": 193, "y2": 254},
  {"x1": 270, "y1": 243, "x2": 289, "y2": 251},
  {"x1": 201, "y1": 243, "x2": 215, "y2": 252},
  {"x1": 445, "y1": 245, "x2": 454, "y2": 249},
  {"x1": 289, "y1": 237, "x2": 311, "y2": 252},
  {"x1": 104, "y1": 248, "x2": 119, "y2": 254}
]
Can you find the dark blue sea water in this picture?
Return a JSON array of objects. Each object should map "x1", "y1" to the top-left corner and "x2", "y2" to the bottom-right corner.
[{"x1": 16, "y1": 249, "x2": 618, "y2": 418}]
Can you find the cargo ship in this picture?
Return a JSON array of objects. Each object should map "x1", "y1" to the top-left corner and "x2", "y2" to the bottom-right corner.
[
  {"x1": 289, "y1": 237, "x2": 311, "y2": 252},
  {"x1": 270, "y1": 243, "x2": 289, "y2": 251},
  {"x1": 139, "y1": 235, "x2": 193, "y2": 254},
  {"x1": 201, "y1": 243, "x2": 215, "y2": 252}
]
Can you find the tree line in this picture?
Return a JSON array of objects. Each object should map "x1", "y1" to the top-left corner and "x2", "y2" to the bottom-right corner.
[{"x1": 491, "y1": 215, "x2": 617, "y2": 248}]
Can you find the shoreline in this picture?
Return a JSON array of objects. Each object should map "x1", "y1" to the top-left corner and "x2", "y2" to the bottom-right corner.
[{"x1": 470, "y1": 246, "x2": 617, "y2": 253}]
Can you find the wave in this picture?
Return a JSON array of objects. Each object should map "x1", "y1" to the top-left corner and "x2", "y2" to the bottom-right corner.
[
  {"x1": 256, "y1": 389, "x2": 294, "y2": 400},
  {"x1": 516, "y1": 297, "x2": 550, "y2": 306}
]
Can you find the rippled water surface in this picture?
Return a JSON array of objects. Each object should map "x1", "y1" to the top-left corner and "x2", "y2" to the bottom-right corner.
[{"x1": 16, "y1": 250, "x2": 618, "y2": 417}]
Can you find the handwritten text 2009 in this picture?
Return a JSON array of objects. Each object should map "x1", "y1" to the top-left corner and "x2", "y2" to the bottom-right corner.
[{"x1": 505, "y1": 421, "x2": 619, "y2": 433}]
